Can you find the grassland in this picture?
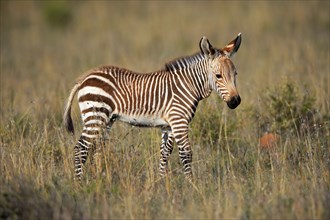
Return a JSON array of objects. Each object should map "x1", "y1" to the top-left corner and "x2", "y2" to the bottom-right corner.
[{"x1": 0, "y1": 1, "x2": 329, "y2": 219}]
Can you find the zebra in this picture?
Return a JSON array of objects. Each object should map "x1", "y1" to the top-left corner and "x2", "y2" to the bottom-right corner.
[{"x1": 64, "y1": 33, "x2": 242, "y2": 180}]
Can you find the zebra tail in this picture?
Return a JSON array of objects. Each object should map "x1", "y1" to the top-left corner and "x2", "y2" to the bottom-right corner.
[{"x1": 63, "y1": 83, "x2": 80, "y2": 135}]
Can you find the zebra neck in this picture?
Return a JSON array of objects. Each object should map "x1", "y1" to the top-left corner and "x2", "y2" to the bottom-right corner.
[
  {"x1": 163, "y1": 53, "x2": 211, "y2": 100},
  {"x1": 164, "y1": 52, "x2": 206, "y2": 72}
]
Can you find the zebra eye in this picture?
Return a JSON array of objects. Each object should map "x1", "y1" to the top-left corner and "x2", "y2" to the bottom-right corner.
[{"x1": 216, "y1": 74, "x2": 222, "y2": 79}]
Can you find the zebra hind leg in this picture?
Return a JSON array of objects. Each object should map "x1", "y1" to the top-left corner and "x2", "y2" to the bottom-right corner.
[
  {"x1": 159, "y1": 129, "x2": 174, "y2": 177},
  {"x1": 74, "y1": 123, "x2": 107, "y2": 180},
  {"x1": 74, "y1": 135, "x2": 93, "y2": 180}
]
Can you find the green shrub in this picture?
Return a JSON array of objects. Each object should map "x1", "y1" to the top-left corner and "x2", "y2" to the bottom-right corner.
[
  {"x1": 256, "y1": 81, "x2": 318, "y2": 137},
  {"x1": 191, "y1": 95, "x2": 238, "y2": 148},
  {"x1": 251, "y1": 80, "x2": 329, "y2": 170},
  {"x1": 42, "y1": 1, "x2": 73, "y2": 28}
]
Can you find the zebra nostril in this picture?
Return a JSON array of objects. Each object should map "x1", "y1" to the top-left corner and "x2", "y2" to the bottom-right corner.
[{"x1": 227, "y1": 95, "x2": 241, "y2": 109}]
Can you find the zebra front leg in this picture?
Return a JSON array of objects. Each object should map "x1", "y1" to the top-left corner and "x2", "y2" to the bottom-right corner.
[
  {"x1": 171, "y1": 124, "x2": 193, "y2": 180},
  {"x1": 159, "y1": 129, "x2": 174, "y2": 177}
]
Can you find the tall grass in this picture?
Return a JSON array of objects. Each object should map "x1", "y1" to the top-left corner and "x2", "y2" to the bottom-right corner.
[{"x1": 1, "y1": 1, "x2": 329, "y2": 219}]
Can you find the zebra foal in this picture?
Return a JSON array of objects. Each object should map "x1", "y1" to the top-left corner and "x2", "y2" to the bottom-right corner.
[{"x1": 64, "y1": 34, "x2": 242, "y2": 180}]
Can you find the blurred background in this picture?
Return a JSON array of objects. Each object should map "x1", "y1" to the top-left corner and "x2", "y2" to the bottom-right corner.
[{"x1": 0, "y1": 1, "x2": 329, "y2": 219}]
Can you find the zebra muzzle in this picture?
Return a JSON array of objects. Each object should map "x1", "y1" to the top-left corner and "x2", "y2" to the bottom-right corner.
[{"x1": 227, "y1": 95, "x2": 241, "y2": 109}]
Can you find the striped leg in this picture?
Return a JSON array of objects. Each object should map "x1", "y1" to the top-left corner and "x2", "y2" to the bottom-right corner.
[
  {"x1": 74, "y1": 134, "x2": 93, "y2": 179},
  {"x1": 74, "y1": 122, "x2": 108, "y2": 180},
  {"x1": 171, "y1": 122, "x2": 193, "y2": 180},
  {"x1": 159, "y1": 128, "x2": 174, "y2": 176}
]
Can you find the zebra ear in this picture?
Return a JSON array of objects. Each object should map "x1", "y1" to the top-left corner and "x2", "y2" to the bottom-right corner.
[
  {"x1": 200, "y1": 36, "x2": 216, "y2": 58},
  {"x1": 222, "y1": 33, "x2": 242, "y2": 57}
]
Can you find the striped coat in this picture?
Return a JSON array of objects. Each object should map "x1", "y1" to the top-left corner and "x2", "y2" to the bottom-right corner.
[{"x1": 64, "y1": 34, "x2": 242, "y2": 180}]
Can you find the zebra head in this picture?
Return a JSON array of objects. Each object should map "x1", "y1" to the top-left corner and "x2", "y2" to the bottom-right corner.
[{"x1": 200, "y1": 33, "x2": 242, "y2": 109}]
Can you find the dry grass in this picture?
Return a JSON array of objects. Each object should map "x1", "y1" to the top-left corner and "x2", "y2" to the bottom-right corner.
[{"x1": 1, "y1": 1, "x2": 329, "y2": 219}]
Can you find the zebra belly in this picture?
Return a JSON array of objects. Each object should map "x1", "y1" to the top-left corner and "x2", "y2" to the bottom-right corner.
[{"x1": 116, "y1": 114, "x2": 169, "y2": 127}]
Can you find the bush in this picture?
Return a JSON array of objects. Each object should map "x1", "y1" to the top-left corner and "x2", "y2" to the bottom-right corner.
[
  {"x1": 42, "y1": 1, "x2": 73, "y2": 28},
  {"x1": 255, "y1": 81, "x2": 319, "y2": 137}
]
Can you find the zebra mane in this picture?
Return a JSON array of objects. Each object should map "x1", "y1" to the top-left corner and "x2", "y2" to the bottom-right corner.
[{"x1": 164, "y1": 52, "x2": 205, "y2": 72}]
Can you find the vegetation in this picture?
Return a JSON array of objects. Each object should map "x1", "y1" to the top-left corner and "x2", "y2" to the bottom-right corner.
[
  {"x1": 1, "y1": 1, "x2": 329, "y2": 219},
  {"x1": 42, "y1": 1, "x2": 73, "y2": 28}
]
